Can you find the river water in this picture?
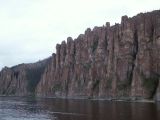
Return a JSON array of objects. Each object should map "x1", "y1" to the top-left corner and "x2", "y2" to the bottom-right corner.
[{"x1": 0, "y1": 96, "x2": 160, "y2": 120}]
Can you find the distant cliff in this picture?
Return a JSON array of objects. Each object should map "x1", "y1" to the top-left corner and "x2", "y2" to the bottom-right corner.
[
  {"x1": 0, "y1": 58, "x2": 51, "y2": 96},
  {"x1": 0, "y1": 10, "x2": 160, "y2": 100}
]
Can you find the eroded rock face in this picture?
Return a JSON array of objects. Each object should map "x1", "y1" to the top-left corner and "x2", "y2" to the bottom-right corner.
[
  {"x1": 0, "y1": 58, "x2": 50, "y2": 96},
  {"x1": 0, "y1": 10, "x2": 160, "y2": 100},
  {"x1": 36, "y1": 10, "x2": 160, "y2": 100}
]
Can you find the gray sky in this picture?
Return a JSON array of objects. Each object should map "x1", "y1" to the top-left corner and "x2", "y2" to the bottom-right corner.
[{"x1": 0, "y1": 0, "x2": 159, "y2": 70}]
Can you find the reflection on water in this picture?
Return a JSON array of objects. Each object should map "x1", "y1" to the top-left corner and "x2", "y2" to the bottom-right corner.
[{"x1": 0, "y1": 96, "x2": 160, "y2": 120}]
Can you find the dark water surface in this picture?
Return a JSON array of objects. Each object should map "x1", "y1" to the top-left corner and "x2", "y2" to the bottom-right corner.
[{"x1": 0, "y1": 97, "x2": 160, "y2": 120}]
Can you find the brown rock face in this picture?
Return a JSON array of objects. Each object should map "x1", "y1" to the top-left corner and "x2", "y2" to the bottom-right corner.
[
  {"x1": 36, "y1": 10, "x2": 160, "y2": 100},
  {"x1": 0, "y1": 10, "x2": 160, "y2": 100},
  {"x1": 0, "y1": 58, "x2": 50, "y2": 96}
]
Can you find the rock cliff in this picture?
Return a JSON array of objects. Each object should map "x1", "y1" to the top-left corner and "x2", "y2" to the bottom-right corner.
[
  {"x1": 0, "y1": 10, "x2": 160, "y2": 100},
  {"x1": 36, "y1": 10, "x2": 160, "y2": 100},
  {"x1": 0, "y1": 58, "x2": 51, "y2": 96}
]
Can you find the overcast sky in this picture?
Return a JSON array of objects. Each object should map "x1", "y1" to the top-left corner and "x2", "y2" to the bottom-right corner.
[{"x1": 0, "y1": 0, "x2": 159, "y2": 70}]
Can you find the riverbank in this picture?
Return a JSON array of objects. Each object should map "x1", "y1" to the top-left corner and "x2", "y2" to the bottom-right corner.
[{"x1": 0, "y1": 95, "x2": 158, "y2": 103}]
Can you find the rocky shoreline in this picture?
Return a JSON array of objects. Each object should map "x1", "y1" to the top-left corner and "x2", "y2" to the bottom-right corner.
[{"x1": 0, "y1": 95, "x2": 156, "y2": 103}]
